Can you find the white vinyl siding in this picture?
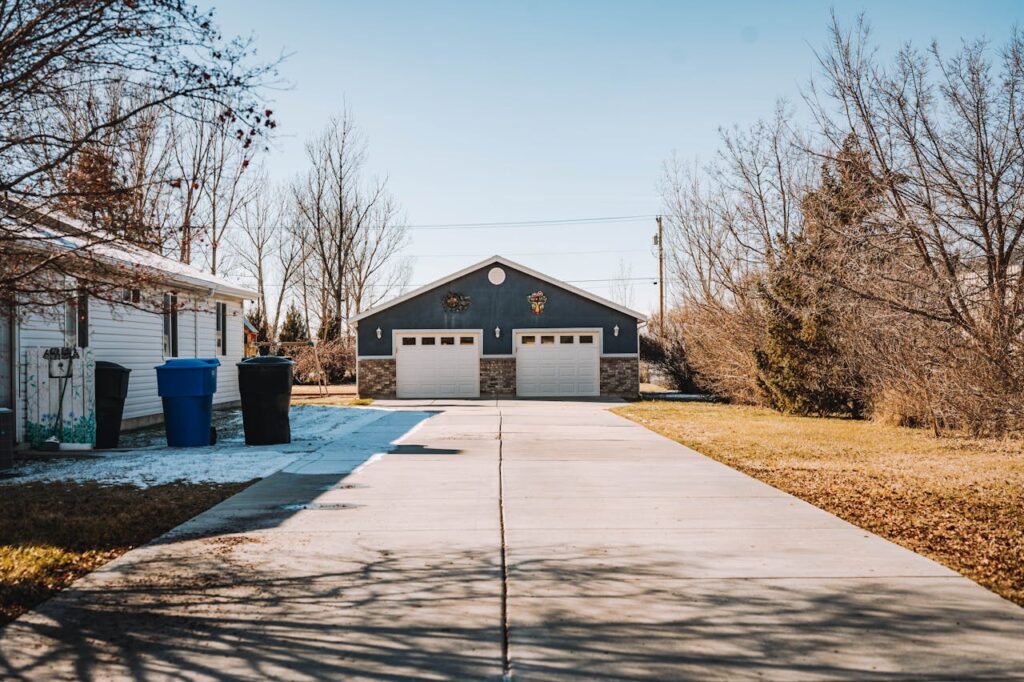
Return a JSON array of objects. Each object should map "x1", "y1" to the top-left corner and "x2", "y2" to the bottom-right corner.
[
  {"x1": 13, "y1": 292, "x2": 247, "y2": 441},
  {"x1": 89, "y1": 298, "x2": 165, "y2": 420},
  {"x1": 209, "y1": 300, "x2": 243, "y2": 404}
]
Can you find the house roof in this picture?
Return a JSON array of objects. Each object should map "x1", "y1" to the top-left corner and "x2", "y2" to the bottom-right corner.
[
  {"x1": 3, "y1": 202, "x2": 257, "y2": 300},
  {"x1": 350, "y1": 255, "x2": 649, "y2": 324}
]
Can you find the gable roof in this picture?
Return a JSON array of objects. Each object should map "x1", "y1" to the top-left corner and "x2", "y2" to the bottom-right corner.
[
  {"x1": 3, "y1": 201, "x2": 257, "y2": 300},
  {"x1": 351, "y1": 255, "x2": 648, "y2": 324}
]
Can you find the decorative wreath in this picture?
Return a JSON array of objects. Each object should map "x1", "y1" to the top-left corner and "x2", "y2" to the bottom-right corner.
[
  {"x1": 441, "y1": 290, "x2": 471, "y2": 313},
  {"x1": 528, "y1": 290, "x2": 547, "y2": 315}
]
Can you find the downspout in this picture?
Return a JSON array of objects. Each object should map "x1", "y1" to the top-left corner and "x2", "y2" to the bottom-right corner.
[
  {"x1": 195, "y1": 292, "x2": 201, "y2": 357},
  {"x1": 636, "y1": 319, "x2": 647, "y2": 395}
]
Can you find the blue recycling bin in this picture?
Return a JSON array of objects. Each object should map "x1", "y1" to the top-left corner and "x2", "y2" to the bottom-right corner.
[{"x1": 155, "y1": 358, "x2": 220, "y2": 447}]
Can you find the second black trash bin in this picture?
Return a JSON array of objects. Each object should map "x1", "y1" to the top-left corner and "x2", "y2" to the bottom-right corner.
[
  {"x1": 237, "y1": 356, "x2": 293, "y2": 445},
  {"x1": 95, "y1": 361, "x2": 131, "y2": 449}
]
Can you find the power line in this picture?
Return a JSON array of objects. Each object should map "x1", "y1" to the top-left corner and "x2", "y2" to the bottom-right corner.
[
  {"x1": 399, "y1": 214, "x2": 657, "y2": 230},
  {"x1": 559, "y1": 276, "x2": 657, "y2": 283},
  {"x1": 213, "y1": 213, "x2": 658, "y2": 235},
  {"x1": 414, "y1": 248, "x2": 650, "y2": 258},
  {"x1": 239, "y1": 276, "x2": 658, "y2": 289}
]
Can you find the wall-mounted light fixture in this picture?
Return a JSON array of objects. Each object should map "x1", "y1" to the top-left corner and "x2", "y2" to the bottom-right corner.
[
  {"x1": 613, "y1": 324, "x2": 620, "y2": 337},
  {"x1": 376, "y1": 327, "x2": 382, "y2": 339},
  {"x1": 495, "y1": 326, "x2": 501, "y2": 338}
]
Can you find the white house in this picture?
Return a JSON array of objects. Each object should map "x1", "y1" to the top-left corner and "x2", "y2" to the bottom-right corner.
[{"x1": 0, "y1": 210, "x2": 256, "y2": 446}]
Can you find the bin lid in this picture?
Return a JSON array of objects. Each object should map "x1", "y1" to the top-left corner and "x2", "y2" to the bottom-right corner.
[
  {"x1": 155, "y1": 358, "x2": 219, "y2": 371},
  {"x1": 238, "y1": 356, "x2": 294, "y2": 367},
  {"x1": 96, "y1": 361, "x2": 131, "y2": 372}
]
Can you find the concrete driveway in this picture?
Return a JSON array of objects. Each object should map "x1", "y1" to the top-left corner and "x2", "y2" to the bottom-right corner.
[{"x1": 2, "y1": 400, "x2": 1023, "y2": 680}]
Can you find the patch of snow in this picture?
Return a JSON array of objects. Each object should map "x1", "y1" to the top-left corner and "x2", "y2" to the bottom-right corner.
[{"x1": 2, "y1": 405, "x2": 421, "y2": 488}]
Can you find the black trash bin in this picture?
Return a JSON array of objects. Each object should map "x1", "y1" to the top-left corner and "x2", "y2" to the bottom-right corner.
[
  {"x1": 237, "y1": 356, "x2": 293, "y2": 445},
  {"x1": 95, "y1": 361, "x2": 131, "y2": 449},
  {"x1": 0, "y1": 408, "x2": 14, "y2": 470}
]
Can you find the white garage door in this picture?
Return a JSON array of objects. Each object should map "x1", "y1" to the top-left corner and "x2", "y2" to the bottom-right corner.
[
  {"x1": 516, "y1": 332, "x2": 599, "y2": 397},
  {"x1": 396, "y1": 333, "x2": 480, "y2": 398}
]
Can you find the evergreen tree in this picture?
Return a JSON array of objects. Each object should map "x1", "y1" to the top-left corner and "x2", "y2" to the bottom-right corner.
[
  {"x1": 753, "y1": 135, "x2": 877, "y2": 416},
  {"x1": 60, "y1": 139, "x2": 161, "y2": 250},
  {"x1": 318, "y1": 308, "x2": 341, "y2": 341},
  {"x1": 753, "y1": 240, "x2": 854, "y2": 415},
  {"x1": 278, "y1": 303, "x2": 309, "y2": 343}
]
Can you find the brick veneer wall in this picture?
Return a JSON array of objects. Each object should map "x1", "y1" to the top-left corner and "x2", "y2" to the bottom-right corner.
[
  {"x1": 480, "y1": 357, "x2": 515, "y2": 396},
  {"x1": 600, "y1": 357, "x2": 639, "y2": 397},
  {"x1": 358, "y1": 359, "x2": 396, "y2": 398}
]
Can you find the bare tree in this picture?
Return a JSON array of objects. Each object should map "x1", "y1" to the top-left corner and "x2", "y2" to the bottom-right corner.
[
  {"x1": 230, "y1": 176, "x2": 303, "y2": 337},
  {"x1": 168, "y1": 102, "x2": 259, "y2": 272},
  {"x1": 660, "y1": 157, "x2": 737, "y2": 305},
  {"x1": 292, "y1": 110, "x2": 407, "y2": 337},
  {"x1": 661, "y1": 107, "x2": 811, "y2": 307},
  {"x1": 806, "y1": 14, "x2": 1024, "y2": 431},
  {"x1": 345, "y1": 195, "x2": 410, "y2": 318},
  {"x1": 658, "y1": 108, "x2": 813, "y2": 403},
  {"x1": 609, "y1": 258, "x2": 636, "y2": 309},
  {"x1": 0, "y1": 0, "x2": 276, "y2": 305}
]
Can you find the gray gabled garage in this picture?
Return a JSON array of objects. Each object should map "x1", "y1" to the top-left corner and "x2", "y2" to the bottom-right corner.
[{"x1": 351, "y1": 256, "x2": 646, "y2": 399}]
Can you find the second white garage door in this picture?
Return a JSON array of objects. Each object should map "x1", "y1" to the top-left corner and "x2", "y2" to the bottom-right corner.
[
  {"x1": 516, "y1": 331, "x2": 600, "y2": 397},
  {"x1": 396, "y1": 333, "x2": 480, "y2": 398}
]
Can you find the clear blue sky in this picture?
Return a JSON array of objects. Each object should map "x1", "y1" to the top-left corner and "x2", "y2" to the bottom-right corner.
[{"x1": 213, "y1": 0, "x2": 1021, "y2": 314}]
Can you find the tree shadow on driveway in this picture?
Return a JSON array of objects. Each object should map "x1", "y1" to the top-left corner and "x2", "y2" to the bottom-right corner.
[
  {"x1": 2, "y1": 405, "x2": 1023, "y2": 680},
  {"x1": 2, "y1": 541, "x2": 1023, "y2": 680}
]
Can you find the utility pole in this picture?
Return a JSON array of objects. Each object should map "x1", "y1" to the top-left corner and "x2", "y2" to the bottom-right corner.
[{"x1": 656, "y1": 215, "x2": 664, "y2": 335}]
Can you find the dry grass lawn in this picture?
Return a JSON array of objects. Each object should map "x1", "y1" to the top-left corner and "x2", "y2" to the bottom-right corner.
[
  {"x1": 0, "y1": 480, "x2": 250, "y2": 625},
  {"x1": 291, "y1": 396, "x2": 373, "y2": 407},
  {"x1": 290, "y1": 383, "x2": 370, "y2": 407},
  {"x1": 614, "y1": 401, "x2": 1024, "y2": 607}
]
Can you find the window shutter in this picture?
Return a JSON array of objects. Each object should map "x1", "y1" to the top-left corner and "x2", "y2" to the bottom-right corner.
[
  {"x1": 220, "y1": 303, "x2": 227, "y2": 355},
  {"x1": 76, "y1": 289, "x2": 89, "y2": 348},
  {"x1": 169, "y1": 294, "x2": 179, "y2": 357},
  {"x1": 172, "y1": 294, "x2": 179, "y2": 357}
]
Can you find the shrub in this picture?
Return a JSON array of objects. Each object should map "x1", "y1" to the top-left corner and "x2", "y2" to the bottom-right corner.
[
  {"x1": 292, "y1": 338, "x2": 354, "y2": 384},
  {"x1": 640, "y1": 312, "x2": 701, "y2": 392},
  {"x1": 679, "y1": 299, "x2": 765, "y2": 405}
]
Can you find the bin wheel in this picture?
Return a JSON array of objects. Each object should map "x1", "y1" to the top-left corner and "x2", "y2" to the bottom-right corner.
[{"x1": 210, "y1": 426, "x2": 217, "y2": 446}]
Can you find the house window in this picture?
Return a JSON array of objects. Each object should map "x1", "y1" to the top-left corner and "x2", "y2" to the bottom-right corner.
[
  {"x1": 401, "y1": 337, "x2": 416, "y2": 346},
  {"x1": 440, "y1": 336, "x2": 455, "y2": 345},
  {"x1": 163, "y1": 293, "x2": 178, "y2": 357},
  {"x1": 560, "y1": 335, "x2": 574, "y2": 344},
  {"x1": 460, "y1": 336, "x2": 474, "y2": 345},
  {"x1": 541, "y1": 335, "x2": 555, "y2": 345},
  {"x1": 215, "y1": 302, "x2": 227, "y2": 355},
  {"x1": 64, "y1": 289, "x2": 88, "y2": 348},
  {"x1": 521, "y1": 335, "x2": 536, "y2": 345},
  {"x1": 421, "y1": 336, "x2": 436, "y2": 346},
  {"x1": 120, "y1": 288, "x2": 140, "y2": 304},
  {"x1": 579, "y1": 335, "x2": 594, "y2": 344}
]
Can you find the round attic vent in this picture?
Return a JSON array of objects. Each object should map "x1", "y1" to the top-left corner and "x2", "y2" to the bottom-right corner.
[{"x1": 488, "y1": 267, "x2": 506, "y2": 285}]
